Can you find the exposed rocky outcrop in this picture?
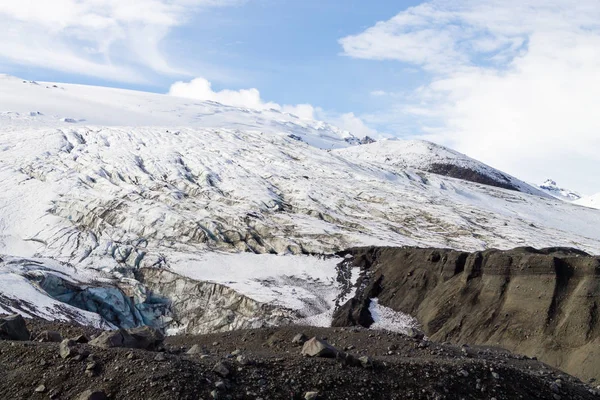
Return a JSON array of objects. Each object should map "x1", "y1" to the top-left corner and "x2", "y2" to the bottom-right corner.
[
  {"x1": 332, "y1": 246, "x2": 600, "y2": 382},
  {"x1": 427, "y1": 163, "x2": 519, "y2": 191}
]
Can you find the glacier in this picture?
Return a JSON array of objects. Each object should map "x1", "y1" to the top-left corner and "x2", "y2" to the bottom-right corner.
[{"x1": 0, "y1": 74, "x2": 599, "y2": 332}]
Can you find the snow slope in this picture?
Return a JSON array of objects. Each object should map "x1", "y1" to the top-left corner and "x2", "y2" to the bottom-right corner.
[
  {"x1": 538, "y1": 179, "x2": 581, "y2": 201},
  {"x1": 336, "y1": 140, "x2": 549, "y2": 197},
  {"x1": 0, "y1": 75, "x2": 359, "y2": 150},
  {"x1": 575, "y1": 193, "x2": 600, "y2": 210},
  {"x1": 1, "y1": 75, "x2": 600, "y2": 332}
]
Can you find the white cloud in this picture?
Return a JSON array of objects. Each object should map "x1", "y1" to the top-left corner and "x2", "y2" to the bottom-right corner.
[
  {"x1": 0, "y1": 0, "x2": 243, "y2": 82},
  {"x1": 340, "y1": 0, "x2": 600, "y2": 194},
  {"x1": 169, "y1": 77, "x2": 381, "y2": 139}
]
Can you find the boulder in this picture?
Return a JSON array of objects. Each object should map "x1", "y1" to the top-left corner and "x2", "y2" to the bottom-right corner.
[
  {"x1": 212, "y1": 362, "x2": 230, "y2": 377},
  {"x1": 59, "y1": 339, "x2": 77, "y2": 359},
  {"x1": 405, "y1": 327, "x2": 425, "y2": 341},
  {"x1": 301, "y1": 337, "x2": 339, "y2": 358},
  {"x1": 89, "y1": 326, "x2": 163, "y2": 350},
  {"x1": 0, "y1": 314, "x2": 30, "y2": 341},
  {"x1": 292, "y1": 333, "x2": 308, "y2": 346},
  {"x1": 89, "y1": 330, "x2": 137, "y2": 349},
  {"x1": 72, "y1": 334, "x2": 89, "y2": 344},
  {"x1": 127, "y1": 326, "x2": 164, "y2": 350},
  {"x1": 186, "y1": 344, "x2": 204, "y2": 355},
  {"x1": 35, "y1": 330, "x2": 63, "y2": 343}
]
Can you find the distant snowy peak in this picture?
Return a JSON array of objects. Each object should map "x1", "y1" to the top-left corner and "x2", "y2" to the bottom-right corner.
[
  {"x1": 575, "y1": 193, "x2": 600, "y2": 210},
  {"x1": 335, "y1": 139, "x2": 550, "y2": 198},
  {"x1": 538, "y1": 179, "x2": 581, "y2": 201}
]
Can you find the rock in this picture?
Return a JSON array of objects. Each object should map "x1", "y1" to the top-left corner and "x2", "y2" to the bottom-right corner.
[
  {"x1": 215, "y1": 381, "x2": 227, "y2": 390},
  {"x1": 85, "y1": 362, "x2": 99, "y2": 377},
  {"x1": 89, "y1": 330, "x2": 136, "y2": 349},
  {"x1": 210, "y1": 389, "x2": 219, "y2": 399},
  {"x1": 0, "y1": 314, "x2": 30, "y2": 341},
  {"x1": 34, "y1": 384, "x2": 46, "y2": 393},
  {"x1": 305, "y1": 392, "x2": 319, "y2": 400},
  {"x1": 231, "y1": 349, "x2": 241, "y2": 356},
  {"x1": 186, "y1": 344, "x2": 204, "y2": 355},
  {"x1": 405, "y1": 327, "x2": 425, "y2": 340},
  {"x1": 59, "y1": 339, "x2": 76, "y2": 359},
  {"x1": 127, "y1": 326, "x2": 164, "y2": 350},
  {"x1": 236, "y1": 355, "x2": 249, "y2": 365},
  {"x1": 213, "y1": 362, "x2": 230, "y2": 377},
  {"x1": 72, "y1": 334, "x2": 89, "y2": 344},
  {"x1": 154, "y1": 353, "x2": 167, "y2": 362},
  {"x1": 35, "y1": 331, "x2": 63, "y2": 343},
  {"x1": 75, "y1": 390, "x2": 108, "y2": 400},
  {"x1": 90, "y1": 326, "x2": 163, "y2": 350},
  {"x1": 358, "y1": 356, "x2": 373, "y2": 368},
  {"x1": 292, "y1": 333, "x2": 308, "y2": 345},
  {"x1": 301, "y1": 337, "x2": 339, "y2": 358}
]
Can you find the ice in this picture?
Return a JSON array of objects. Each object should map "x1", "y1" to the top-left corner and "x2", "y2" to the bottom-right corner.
[
  {"x1": 0, "y1": 74, "x2": 599, "y2": 330},
  {"x1": 369, "y1": 298, "x2": 419, "y2": 334}
]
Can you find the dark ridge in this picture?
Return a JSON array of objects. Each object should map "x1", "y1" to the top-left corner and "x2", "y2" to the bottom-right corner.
[
  {"x1": 426, "y1": 163, "x2": 519, "y2": 191},
  {"x1": 332, "y1": 246, "x2": 600, "y2": 383}
]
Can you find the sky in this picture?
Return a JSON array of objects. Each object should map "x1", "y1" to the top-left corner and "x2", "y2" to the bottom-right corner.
[{"x1": 0, "y1": 0, "x2": 599, "y2": 194}]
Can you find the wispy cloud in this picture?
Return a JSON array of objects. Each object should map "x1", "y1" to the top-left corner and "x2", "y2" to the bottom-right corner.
[
  {"x1": 0, "y1": 0, "x2": 244, "y2": 82},
  {"x1": 340, "y1": 0, "x2": 600, "y2": 193}
]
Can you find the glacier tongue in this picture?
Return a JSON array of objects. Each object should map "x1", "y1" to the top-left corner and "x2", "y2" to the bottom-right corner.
[{"x1": 1, "y1": 76, "x2": 600, "y2": 333}]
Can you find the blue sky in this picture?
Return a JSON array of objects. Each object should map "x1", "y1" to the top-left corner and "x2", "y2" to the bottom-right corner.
[
  {"x1": 3, "y1": 0, "x2": 424, "y2": 128},
  {"x1": 1, "y1": 0, "x2": 600, "y2": 194}
]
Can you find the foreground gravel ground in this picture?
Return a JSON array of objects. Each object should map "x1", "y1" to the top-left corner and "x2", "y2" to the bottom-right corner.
[{"x1": 0, "y1": 318, "x2": 598, "y2": 400}]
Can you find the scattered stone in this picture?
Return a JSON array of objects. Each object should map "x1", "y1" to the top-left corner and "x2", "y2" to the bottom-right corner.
[
  {"x1": 215, "y1": 381, "x2": 227, "y2": 390},
  {"x1": 75, "y1": 390, "x2": 108, "y2": 400},
  {"x1": 301, "y1": 337, "x2": 339, "y2": 358},
  {"x1": 305, "y1": 391, "x2": 319, "y2": 400},
  {"x1": 213, "y1": 362, "x2": 230, "y2": 377},
  {"x1": 59, "y1": 339, "x2": 76, "y2": 359},
  {"x1": 89, "y1": 326, "x2": 163, "y2": 350},
  {"x1": 405, "y1": 328, "x2": 425, "y2": 341},
  {"x1": 292, "y1": 333, "x2": 308, "y2": 346},
  {"x1": 35, "y1": 331, "x2": 63, "y2": 343},
  {"x1": 186, "y1": 344, "x2": 203, "y2": 355},
  {"x1": 358, "y1": 356, "x2": 373, "y2": 368},
  {"x1": 72, "y1": 334, "x2": 89, "y2": 344},
  {"x1": 0, "y1": 314, "x2": 30, "y2": 341}
]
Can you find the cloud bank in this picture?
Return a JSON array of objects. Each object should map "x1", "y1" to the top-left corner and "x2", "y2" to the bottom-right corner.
[
  {"x1": 0, "y1": 0, "x2": 242, "y2": 82},
  {"x1": 169, "y1": 78, "x2": 379, "y2": 138},
  {"x1": 341, "y1": 0, "x2": 600, "y2": 194}
]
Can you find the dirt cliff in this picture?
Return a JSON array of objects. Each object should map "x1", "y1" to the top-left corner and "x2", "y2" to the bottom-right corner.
[{"x1": 332, "y1": 246, "x2": 600, "y2": 382}]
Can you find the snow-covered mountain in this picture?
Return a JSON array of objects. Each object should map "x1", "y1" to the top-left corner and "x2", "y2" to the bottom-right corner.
[
  {"x1": 538, "y1": 179, "x2": 581, "y2": 201},
  {"x1": 1, "y1": 75, "x2": 599, "y2": 333},
  {"x1": 575, "y1": 193, "x2": 600, "y2": 210},
  {"x1": 336, "y1": 140, "x2": 549, "y2": 197}
]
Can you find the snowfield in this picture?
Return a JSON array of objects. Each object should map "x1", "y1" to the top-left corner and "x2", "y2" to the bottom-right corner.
[
  {"x1": 576, "y1": 193, "x2": 600, "y2": 210},
  {"x1": 0, "y1": 74, "x2": 599, "y2": 332}
]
